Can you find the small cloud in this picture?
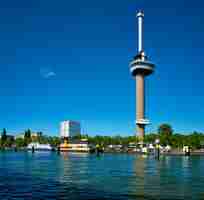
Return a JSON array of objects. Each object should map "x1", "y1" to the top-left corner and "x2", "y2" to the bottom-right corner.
[
  {"x1": 44, "y1": 71, "x2": 56, "y2": 78},
  {"x1": 40, "y1": 67, "x2": 56, "y2": 79}
]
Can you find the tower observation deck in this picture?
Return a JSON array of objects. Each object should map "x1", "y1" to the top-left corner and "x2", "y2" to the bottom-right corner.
[{"x1": 129, "y1": 11, "x2": 155, "y2": 142}]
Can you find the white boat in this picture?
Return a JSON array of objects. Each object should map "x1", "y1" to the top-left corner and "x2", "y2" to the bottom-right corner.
[{"x1": 27, "y1": 142, "x2": 52, "y2": 151}]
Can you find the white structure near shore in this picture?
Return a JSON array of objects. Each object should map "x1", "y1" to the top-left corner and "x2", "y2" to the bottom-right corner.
[
  {"x1": 60, "y1": 120, "x2": 81, "y2": 138},
  {"x1": 27, "y1": 142, "x2": 52, "y2": 151}
]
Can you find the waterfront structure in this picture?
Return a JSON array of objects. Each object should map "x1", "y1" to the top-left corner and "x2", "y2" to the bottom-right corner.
[
  {"x1": 60, "y1": 138, "x2": 91, "y2": 152},
  {"x1": 129, "y1": 11, "x2": 155, "y2": 142},
  {"x1": 60, "y1": 120, "x2": 80, "y2": 138},
  {"x1": 27, "y1": 142, "x2": 52, "y2": 151}
]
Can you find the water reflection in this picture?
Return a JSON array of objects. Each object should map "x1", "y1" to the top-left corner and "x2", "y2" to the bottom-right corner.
[
  {"x1": 134, "y1": 155, "x2": 145, "y2": 197},
  {"x1": 131, "y1": 155, "x2": 162, "y2": 199},
  {"x1": 1, "y1": 152, "x2": 204, "y2": 199},
  {"x1": 57, "y1": 152, "x2": 90, "y2": 187}
]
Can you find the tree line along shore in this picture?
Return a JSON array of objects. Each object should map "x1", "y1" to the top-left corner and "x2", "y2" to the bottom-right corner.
[{"x1": 0, "y1": 124, "x2": 204, "y2": 151}]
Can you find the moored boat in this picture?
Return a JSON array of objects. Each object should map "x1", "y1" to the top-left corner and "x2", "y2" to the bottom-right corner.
[
  {"x1": 60, "y1": 139, "x2": 93, "y2": 153},
  {"x1": 27, "y1": 142, "x2": 52, "y2": 151}
]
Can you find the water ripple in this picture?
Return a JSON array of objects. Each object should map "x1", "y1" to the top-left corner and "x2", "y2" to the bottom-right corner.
[{"x1": 0, "y1": 152, "x2": 204, "y2": 199}]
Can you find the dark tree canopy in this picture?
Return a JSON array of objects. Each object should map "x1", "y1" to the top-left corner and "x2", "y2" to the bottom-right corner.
[
  {"x1": 158, "y1": 124, "x2": 173, "y2": 137},
  {"x1": 1, "y1": 128, "x2": 7, "y2": 144}
]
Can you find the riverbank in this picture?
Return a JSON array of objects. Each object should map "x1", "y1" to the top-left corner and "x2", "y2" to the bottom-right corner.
[
  {"x1": 162, "y1": 149, "x2": 204, "y2": 156},
  {"x1": 2, "y1": 147, "x2": 204, "y2": 156},
  {"x1": 103, "y1": 147, "x2": 204, "y2": 156}
]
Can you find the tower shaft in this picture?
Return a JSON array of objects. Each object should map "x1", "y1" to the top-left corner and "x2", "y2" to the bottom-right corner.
[{"x1": 136, "y1": 74, "x2": 145, "y2": 140}]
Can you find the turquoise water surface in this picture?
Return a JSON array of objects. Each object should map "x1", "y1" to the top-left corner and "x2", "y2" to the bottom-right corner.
[{"x1": 0, "y1": 152, "x2": 204, "y2": 200}]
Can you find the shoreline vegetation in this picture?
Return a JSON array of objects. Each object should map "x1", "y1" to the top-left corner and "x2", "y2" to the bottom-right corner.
[{"x1": 0, "y1": 124, "x2": 204, "y2": 154}]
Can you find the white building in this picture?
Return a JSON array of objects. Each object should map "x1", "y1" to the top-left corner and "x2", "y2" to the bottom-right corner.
[{"x1": 60, "y1": 120, "x2": 81, "y2": 138}]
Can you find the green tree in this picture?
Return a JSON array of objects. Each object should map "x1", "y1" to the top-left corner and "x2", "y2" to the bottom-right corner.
[
  {"x1": 72, "y1": 134, "x2": 82, "y2": 140},
  {"x1": 158, "y1": 124, "x2": 173, "y2": 145},
  {"x1": 186, "y1": 132, "x2": 201, "y2": 149},
  {"x1": 27, "y1": 129, "x2": 31, "y2": 138},
  {"x1": 1, "y1": 128, "x2": 7, "y2": 146},
  {"x1": 15, "y1": 138, "x2": 25, "y2": 148},
  {"x1": 158, "y1": 124, "x2": 173, "y2": 137},
  {"x1": 24, "y1": 129, "x2": 31, "y2": 145},
  {"x1": 144, "y1": 133, "x2": 157, "y2": 144},
  {"x1": 5, "y1": 136, "x2": 14, "y2": 147},
  {"x1": 170, "y1": 134, "x2": 184, "y2": 148},
  {"x1": 37, "y1": 132, "x2": 43, "y2": 138},
  {"x1": 36, "y1": 131, "x2": 44, "y2": 143},
  {"x1": 48, "y1": 136, "x2": 61, "y2": 147}
]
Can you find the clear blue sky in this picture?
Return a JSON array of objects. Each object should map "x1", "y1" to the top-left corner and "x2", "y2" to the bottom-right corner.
[{"x1": 0, "y1": 0, "x2": 204, "y2": 136}]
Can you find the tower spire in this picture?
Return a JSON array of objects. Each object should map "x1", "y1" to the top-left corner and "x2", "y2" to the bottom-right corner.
[{"x1": 137, "y1": 10, "x2": 144, "y2": 53}]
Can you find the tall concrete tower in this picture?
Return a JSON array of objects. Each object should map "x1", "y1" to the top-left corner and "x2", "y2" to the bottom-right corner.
[{"x1": 129, "y1": 11, "x2": 155, "y2": 142}]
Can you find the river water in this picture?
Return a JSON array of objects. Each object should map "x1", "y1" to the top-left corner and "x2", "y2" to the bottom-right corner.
[{"x1": 0, "y1": 152, "x2": 204, "y2": 200}]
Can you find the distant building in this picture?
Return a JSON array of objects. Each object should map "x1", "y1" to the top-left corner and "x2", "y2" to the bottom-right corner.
[
  {"x1": 15, "y1": 134, "x2": 24, "y2": 140},
  {"x1": 15, "y1": 132, "x2": 39, "y2": 140},
  {"x1": 0, "y1": 134, "x2": 14, "y2": 140},
  {"x1": 60, "y1": 120, "x2": 80, "y2": 138},
  {"x1": 31, "y1": 132, "x2": 38, "y2": 139}
]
